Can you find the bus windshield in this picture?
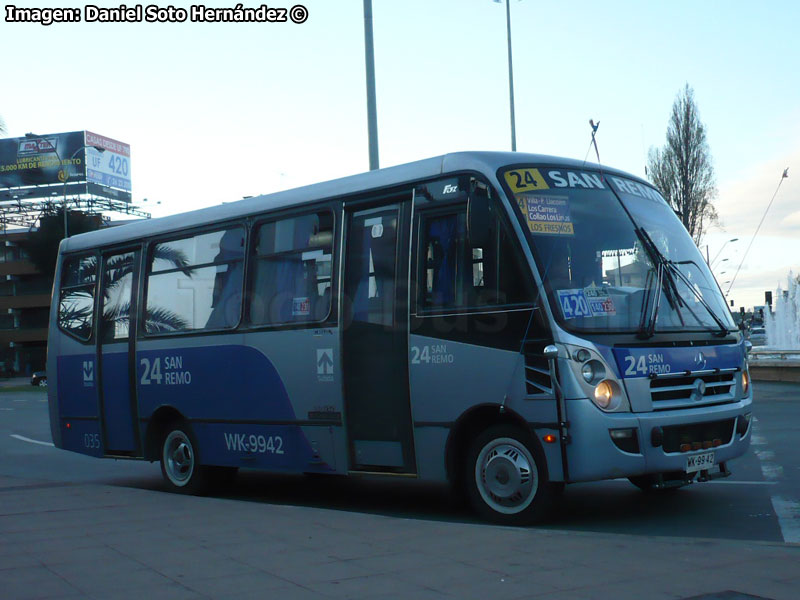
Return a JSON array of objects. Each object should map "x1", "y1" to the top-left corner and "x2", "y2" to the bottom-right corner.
[{"x1": 500, "y1": 166, "x2": 735, "y2": 335}]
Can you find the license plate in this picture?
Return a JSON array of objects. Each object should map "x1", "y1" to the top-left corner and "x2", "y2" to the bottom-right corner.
[{"x1": 686, "y1": 451, "x2": 715, "y2": 473}]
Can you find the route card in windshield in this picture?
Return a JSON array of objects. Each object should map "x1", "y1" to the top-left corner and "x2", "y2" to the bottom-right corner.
[
  {"x1": 516, "y1": 195, "x2": 574, "y2": 236},
  {"x1": 557, "y1": 287, "x2": 617, "y2": 320}
]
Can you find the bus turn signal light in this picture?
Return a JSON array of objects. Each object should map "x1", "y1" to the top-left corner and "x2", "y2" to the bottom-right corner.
[{"x1": 543, "y1": 434, "x2": 557, "y2": 444}]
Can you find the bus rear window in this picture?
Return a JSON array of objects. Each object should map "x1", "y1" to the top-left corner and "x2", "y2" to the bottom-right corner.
[{"x1": 58, "y1": 255, "x2": 97, "y2": 341}]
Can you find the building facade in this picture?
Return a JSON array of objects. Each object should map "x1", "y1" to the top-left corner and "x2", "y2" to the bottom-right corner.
[{"x1": 0, "y1": 229, "x2": 51, "y2": 375}]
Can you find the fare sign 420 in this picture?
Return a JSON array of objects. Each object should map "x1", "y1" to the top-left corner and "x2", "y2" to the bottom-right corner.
[{"x1": 139, "y1": 355, "x2": 192, "y2": 386}]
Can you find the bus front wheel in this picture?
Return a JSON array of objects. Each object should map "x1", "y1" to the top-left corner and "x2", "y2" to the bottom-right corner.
[
  {"x1": 160, "y1": 424, "x2": 209, "y2": 494},
  {"x1": 465, "y1": 424, "x2": 556, "y2": 525}
]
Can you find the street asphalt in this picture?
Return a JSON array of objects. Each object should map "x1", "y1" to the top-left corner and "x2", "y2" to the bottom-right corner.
[{"x1": 0, "y1": 380, "x2": 798, "y2": 599}]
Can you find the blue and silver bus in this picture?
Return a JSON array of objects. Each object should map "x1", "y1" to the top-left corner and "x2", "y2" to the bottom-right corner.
[{"x1": 48, "y1": 152, "x2": 752, "y2": 524}]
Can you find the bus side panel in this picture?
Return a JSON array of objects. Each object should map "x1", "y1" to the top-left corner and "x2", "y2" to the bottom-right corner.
[
  {"x1": 60, "y1": 419, "x2": 105, "y2": 458},
  {"x1": 56, "y1": 353, "x2": 98, "y2": 417},
  {"x1": 136, "y1": 342, "x2": 294, "y2": 421},
  {"x1": 53, "y1": 350, "x2": 102, "y2": 456},
  {"x1": 245, "y1": 328, "x2": 344, "y2": 474},
  {"x1": 193, "y1": 423, "x2": 324, "y2": 471},
  {"x1": 408, "y1": 335, "x2": 532, "y2": 482},
  {"x1": 135, "y1": 335, "x2": 337, "y2": 473}
]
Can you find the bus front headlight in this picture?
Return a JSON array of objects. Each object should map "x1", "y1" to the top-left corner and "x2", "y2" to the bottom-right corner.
[
  {"x1": 581, "y1": 360, "x2": 606, "y2": 384},
  {"x1": 593, "y1": 379, "x2": 622, "y2": 411}
]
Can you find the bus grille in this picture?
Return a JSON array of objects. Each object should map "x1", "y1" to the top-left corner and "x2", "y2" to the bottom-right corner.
[
  {"x1": 661, "y1": 418, "x2": 736, "y2": 453},
  {"x1": 649, "y1": 372, "x2": 736, "y2": 409}
]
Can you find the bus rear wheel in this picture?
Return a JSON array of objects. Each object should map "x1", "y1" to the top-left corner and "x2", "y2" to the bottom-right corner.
[
  {"x1": 465, "y1": 424, "x2": 555, "y2": 525},
  {"x1": 160, "y1": 423, "x2": 209, "y2": 494}
]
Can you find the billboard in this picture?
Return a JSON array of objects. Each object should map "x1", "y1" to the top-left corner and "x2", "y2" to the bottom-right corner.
[
  {"x1": 0, "y1": 130, "x2": 131, "y2": 198},
  {"x1": 85, "y1": 131, "x2": 131, "y2": 192},
  {"x1": 0, "y1": 131, "x2": 85, "y2": 189}
]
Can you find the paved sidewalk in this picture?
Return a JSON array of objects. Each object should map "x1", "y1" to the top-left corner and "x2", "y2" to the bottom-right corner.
[{"x1": 0, "y1": 475, "x2": 798, "y2": 600}]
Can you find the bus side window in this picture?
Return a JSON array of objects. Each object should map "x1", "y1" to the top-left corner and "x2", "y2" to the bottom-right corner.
[
  {"x1": 101, "y1": 251, "x2": 135, "y2": 342},
  {"x1": 249, "y1": 212, "x2": 334, "y2": 326},
  {"x1": 145, "y1": 227, "x2": 245, "y2": 333},
  {"x1": 58, "y1": 255, "x2": 97, "y2": 341},
  {"x1": 420, "y1": 205, "x2": 532, "y2": 311}
]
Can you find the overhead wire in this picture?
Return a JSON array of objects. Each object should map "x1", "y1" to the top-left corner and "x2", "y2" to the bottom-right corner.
[{"x1": 726, "y1": 168, "x2": 790, "y2": 296}]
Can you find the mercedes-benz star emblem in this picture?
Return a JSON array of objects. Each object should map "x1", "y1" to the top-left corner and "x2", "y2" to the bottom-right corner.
[{"x1": 694, "y1": 352, "x2": 707, "y2": 370}]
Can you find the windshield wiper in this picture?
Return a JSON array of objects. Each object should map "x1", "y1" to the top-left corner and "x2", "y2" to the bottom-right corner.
[
  {"x1": 637, "y1": 259, "x2": 663, "y2": 339},
  {"x1": 667, "y1": 259, "x2": 731, "y2": 337},
  {"x1": 636, "y1": 227, "x2": 730, "y2": 338},
  {"x1": 636, "y1": 227, "x2": 683, "y2": 339}
]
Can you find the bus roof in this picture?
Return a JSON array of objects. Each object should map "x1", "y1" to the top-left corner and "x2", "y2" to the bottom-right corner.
[{"x1": 61, "y1": 151, "x2": 648, "y2": 253}]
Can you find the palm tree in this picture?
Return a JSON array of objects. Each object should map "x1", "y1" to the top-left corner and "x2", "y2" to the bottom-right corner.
[
  {"x1": 102, "y1": 248, "x2": 193, "y2": 334},
  {"x1": 59, "y1": 246, "x2": 193, "y2": 337}
]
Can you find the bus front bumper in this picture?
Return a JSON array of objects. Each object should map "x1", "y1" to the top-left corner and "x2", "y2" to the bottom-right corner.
[{"x1": 558, "y1": 397, "x2": 753, "y2": 483}]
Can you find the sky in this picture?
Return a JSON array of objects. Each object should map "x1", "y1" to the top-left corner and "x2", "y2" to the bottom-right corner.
[{"x1": 1, "y1": 0, "x2": 798, "y2": 310}]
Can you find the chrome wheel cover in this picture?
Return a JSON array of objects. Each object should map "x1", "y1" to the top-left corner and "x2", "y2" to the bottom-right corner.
[
  {"x1": 163, "y1": 430, "x2": 194, "y2": 486},
  {"x1": 475, "y1": 437, "x2": 538, "y2": 514}
]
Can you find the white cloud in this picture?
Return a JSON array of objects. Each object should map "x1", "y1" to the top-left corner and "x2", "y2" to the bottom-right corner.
[
  {"x1": 780, "y1": 210, "x2": 800, "y2": 228},
  {"x1": 715, "y1": 151, "x2": 799, "y2": 237}
]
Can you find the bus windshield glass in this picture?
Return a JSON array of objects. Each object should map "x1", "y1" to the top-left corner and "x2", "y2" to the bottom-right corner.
[{"x1": 500, "y1": 166, "x2": 735, "y2": 335}]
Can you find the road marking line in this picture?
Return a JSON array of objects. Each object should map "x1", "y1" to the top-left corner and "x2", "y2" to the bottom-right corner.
[
  {"x1": 771, "y1": 496, "x2": 800, "y2": 543},
  {"x1": 0, "y1": 408, "x2": 13, "y2": 411},
  {"x1": 707, "y1": 480, "x2": 778, "y2": 485},
  {"x1": 752, "y1": 420, "x2": 798, "y2": 544},
  {"x1": 10, "y1": 434, "x2": 54, "y2": 447}
]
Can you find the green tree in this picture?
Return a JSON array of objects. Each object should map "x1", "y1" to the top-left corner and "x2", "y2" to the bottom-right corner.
[
  {"x1": 647, "y1": 84, "x2": 718, "y2": 244},
  {"x1": 22, "y1": 210, "x2": 103, "y2": 278},
  {"x1": 57, "y1": 241, "x2": 192, "y2": 336}
]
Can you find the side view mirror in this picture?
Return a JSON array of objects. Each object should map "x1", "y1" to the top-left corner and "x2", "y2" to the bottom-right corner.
[{"x1": 467, "y1": 183, "x2": 491, "y2": 248}]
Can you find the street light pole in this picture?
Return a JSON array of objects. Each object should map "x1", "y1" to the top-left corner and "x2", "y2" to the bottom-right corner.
[
  {"x1": 363, "y1": 0, "x2": 379, "y2": 171},
  {"x1": 504, "y1": 0, "x2": 517, "y2": 151},
  {"x1": 710, "y1": 237, "x2": 738, "y2": 268},
  {"x1": 59, "y1": 146, "x2": 92, "y2": 239}
]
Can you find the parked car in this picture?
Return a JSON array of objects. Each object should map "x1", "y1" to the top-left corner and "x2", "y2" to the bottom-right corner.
[
  {"x1": 30, "y1": 371, "x2": 47, "y2": 387},
  {"x1": 748, "y1": 326, "x2": 766, "y2": 346}
]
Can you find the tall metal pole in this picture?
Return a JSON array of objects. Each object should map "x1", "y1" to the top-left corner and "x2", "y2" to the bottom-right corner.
[
  {"x1": 363, "y1": 0, "x2": 379, "y2": 170},
  {"x1": 59, "y1": 146, "x2": 92, "y2": 239},
  {"x1": 505, "y1": 0, "x2": 517, "y2": 152}
]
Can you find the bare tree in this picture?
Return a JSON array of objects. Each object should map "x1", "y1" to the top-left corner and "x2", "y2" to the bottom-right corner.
[
  {"x1": 0, "y1": 114, "x2": 6, "y2": 134},
  {"x1": 647, "y1": 84, "x2": 718, "y2": 243}
]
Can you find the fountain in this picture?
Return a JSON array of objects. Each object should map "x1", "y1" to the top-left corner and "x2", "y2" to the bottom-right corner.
[
  {"x1": 749, "y1": 272, "x2": 800, "y2": 382},
  {"x1": 764, "y1": 272, "x2": 800, "y2": 350}
]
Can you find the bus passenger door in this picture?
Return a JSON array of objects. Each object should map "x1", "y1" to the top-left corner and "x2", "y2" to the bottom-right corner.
[
  {"x1": 342, "y1": 200, "x2": 416, "y2": 473},
  {"x1": 97, "y1": 249, "x2": 141, "y2": 455}
]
